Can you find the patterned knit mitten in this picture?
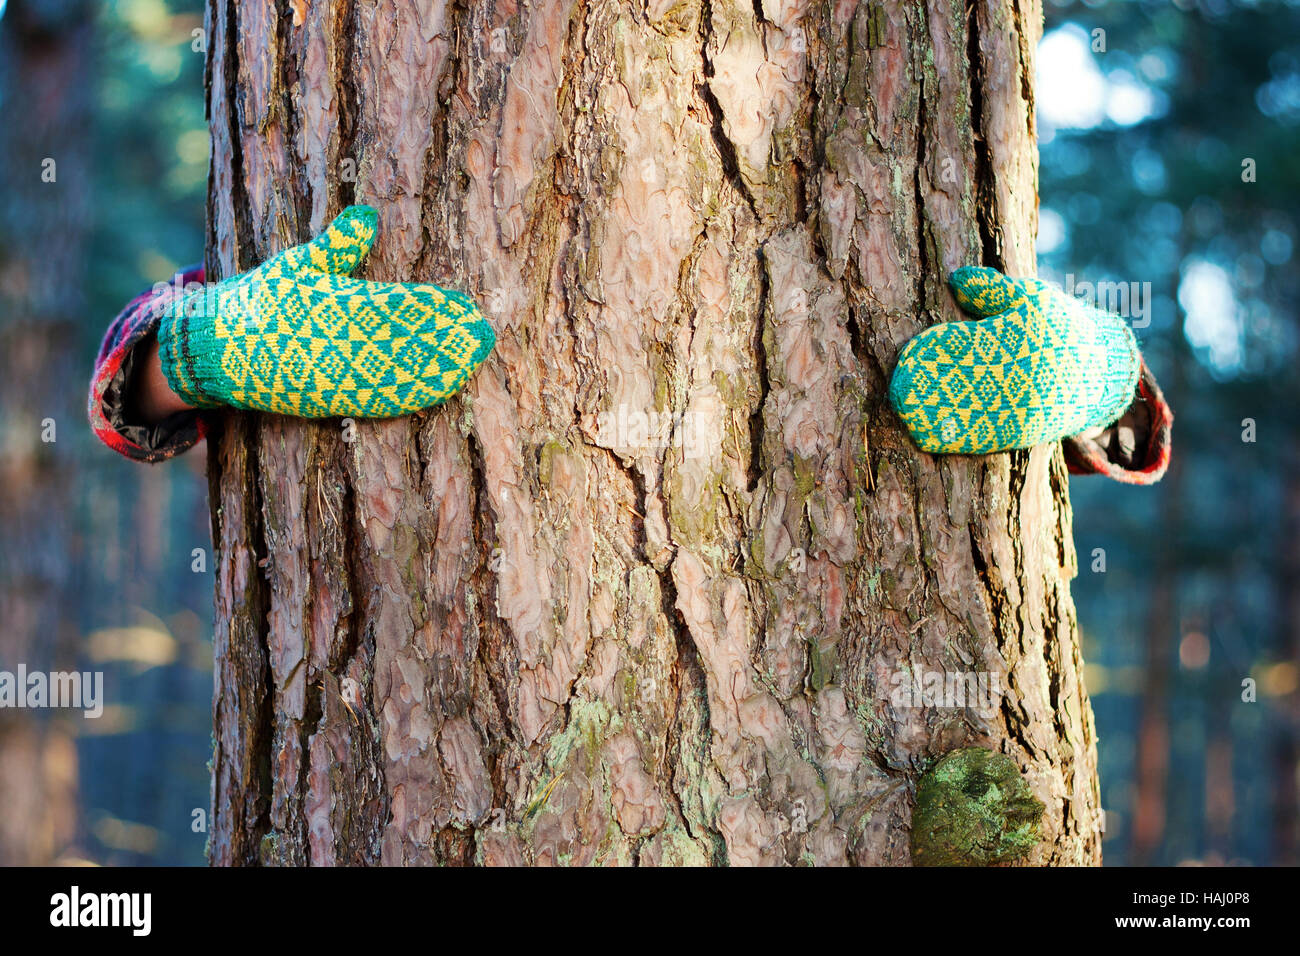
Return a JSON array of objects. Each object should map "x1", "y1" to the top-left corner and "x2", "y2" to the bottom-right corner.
[
  {"x1": 889, "y1": 266, "x2": 1140, "y2": 455},
  {"x1": 158, "y1": 205, "x2": 495, "y2": 418}
]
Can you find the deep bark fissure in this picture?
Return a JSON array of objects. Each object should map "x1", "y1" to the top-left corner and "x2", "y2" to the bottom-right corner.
[
  {"x1": 911, "y1": 3, "x2": 932, "y2": 319},
  {"x1": 466, "y1": 433, "x2": 516, "y2": 774},
  {"x1": 968, "y1": 520, "x2": 1005, "y2": 661},
  {"x1": 220, "y1": 0, "x2": 256, "y2": 270},
  {"x1": 243, "y1": 419, "x2": 276, "y2": 863},
  {"x1": 747, "y1": 245, "x2": 770, "y2": 492},
  {"x1": 1006, "y1": 450, "x2": 1030, "y2": 642},
  {"x1": 334, "y1": 451, "x2": 365, "y2": 674},
  {"x1": 274, "y1": 0, "x2": 309, "y2": 235},
  {"x1": 964, "y1": 2, "x2": 999, "y2": 267},
  {"x1": 699, "y1": 2, "x2": 760, "y2": 220},
  {"x1": 414, "y1": 0, "x2": 472, "y2": 277},
  {"x1": 335, "y1": 0, "x2": 360, "y2": 208}
]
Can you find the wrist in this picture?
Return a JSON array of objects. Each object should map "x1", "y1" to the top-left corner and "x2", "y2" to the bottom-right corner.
[
  {"x1": 157, "y1": 305, "x2": 224, "y2": 409},
  {"x1": 134, "y1": 334, "x2": 199, "y2": 423}
]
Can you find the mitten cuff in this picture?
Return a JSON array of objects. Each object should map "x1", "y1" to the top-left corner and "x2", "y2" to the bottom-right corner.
[
  {"x1": 1091, "y1": 318, "x2": 1143, "y2": 432},
  {"x1": 1064, "y1": 359, "x2": 1172, "y2": 485},
  {"x1": 157, "y1": 301, "x2": 226, "y2": 410},
  {"x1": 88, "y1": 265, "x2": 209, "y2": 462}
]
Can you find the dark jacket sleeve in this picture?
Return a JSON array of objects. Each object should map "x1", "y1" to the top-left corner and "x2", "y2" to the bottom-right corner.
[
  {"x1": 88, "y1": 265, "x2": 208, "y2": 462},
  {"x1": 1063, "y1": 359, "x2": 1173, "y2": 485}
]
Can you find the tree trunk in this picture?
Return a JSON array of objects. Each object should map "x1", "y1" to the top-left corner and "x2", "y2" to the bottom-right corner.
[
  {"x1": 1130, "y1": 454, "x2": 1177, "y2": 865},
  {"x1": 204, "y1": 0, "x2": 1101, "y2": 866},
  {"x1": 1273, "y1": 437, "x2": 1300, "y2": 865}
]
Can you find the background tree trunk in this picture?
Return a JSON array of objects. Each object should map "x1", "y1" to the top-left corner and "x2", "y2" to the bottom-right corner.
[
  {"x1": 204, "y1": 0, "x2": 1101, "y2": 866},
  {"x1": 0, "y1": 0, "x2": 91, "y2": 867}
]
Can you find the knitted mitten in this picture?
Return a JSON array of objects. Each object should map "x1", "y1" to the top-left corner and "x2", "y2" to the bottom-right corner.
[
  {"x1": 157, "y1": 205, "x2": 495, "y2": 418},
  {"x1": 889, "y1": 266, "x2": 1140, "y2": 455}
]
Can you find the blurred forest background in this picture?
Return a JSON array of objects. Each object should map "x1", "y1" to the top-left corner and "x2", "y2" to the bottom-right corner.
[
  {"x1": 0, "y1": 0, "x2": 211, "y2": 865},
  {"x1": 0, "y1": 0, "x2": 1296, "y2": 866}
]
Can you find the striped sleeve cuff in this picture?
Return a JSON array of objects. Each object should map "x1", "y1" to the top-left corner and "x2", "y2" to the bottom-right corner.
[
  {"x1": 88, "y1": 265, "x2": 209, "y2": 463},
  {"x1": 1063, "y1": 359, "x2": 1172, "y2": 485}
]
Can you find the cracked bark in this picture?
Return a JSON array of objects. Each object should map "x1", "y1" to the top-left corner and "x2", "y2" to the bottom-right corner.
[{"x1": 205, "y1": 0, "x2": 1100, "y2": 866}]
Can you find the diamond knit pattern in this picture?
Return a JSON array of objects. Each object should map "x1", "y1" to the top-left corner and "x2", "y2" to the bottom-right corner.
[
  {"x1": 157, "y1": 205, "x2": 495, "y2": 418},
  {"x1": 889, "y1": 267, "x2": 1140, "y2": 455}
]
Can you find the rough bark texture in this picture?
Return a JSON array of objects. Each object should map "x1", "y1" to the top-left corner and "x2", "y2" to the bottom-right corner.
[{"x1": 204, "y1": 0, "x2": 1101, "y2": 866}]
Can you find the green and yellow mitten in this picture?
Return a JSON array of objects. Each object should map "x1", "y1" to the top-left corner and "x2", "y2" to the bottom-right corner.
[
  {"x1": 158, "y1": 205, "x2": 495, "y2": 418},
  {"x1": 889, "y1": 266, "x2": 1140, "y2": 455}
]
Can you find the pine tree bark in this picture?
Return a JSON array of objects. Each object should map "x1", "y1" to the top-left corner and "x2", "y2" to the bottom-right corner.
[{"x1": 204, "y1": 0, "x2": 1101, "y2": 866}]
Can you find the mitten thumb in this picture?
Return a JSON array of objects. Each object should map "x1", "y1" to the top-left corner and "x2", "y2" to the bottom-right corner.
[
  {"x1": 947, "y1": 266, "x2": 1028, "y2": 318},
  {"x1": 276, "y1": 205, "x2": 379, "y2": 276}
]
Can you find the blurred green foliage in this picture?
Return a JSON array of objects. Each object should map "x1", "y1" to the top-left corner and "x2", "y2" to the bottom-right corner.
[
  {"x1": 90, "y1": 0, "x2": 207, "y2": 318},
  {"x1": 83, "y1": 0, "x2": 211, "y2": 868},
  {"x1": 80, "y1": 0, "x2": 211, "y2": 866},
  {"x1": 1042, "y1": 0, "x2": 1300, "y2": 864}
]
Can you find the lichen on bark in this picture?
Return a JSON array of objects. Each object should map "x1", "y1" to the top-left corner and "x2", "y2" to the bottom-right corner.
[{"x1": 910, "y1": 747, "x2": 1045, "y2": 866}]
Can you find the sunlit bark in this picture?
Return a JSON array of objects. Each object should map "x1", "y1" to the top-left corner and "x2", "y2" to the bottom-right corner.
[{"x1": 204, "y1": 0, "x2": 1100, "y2": 866}]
